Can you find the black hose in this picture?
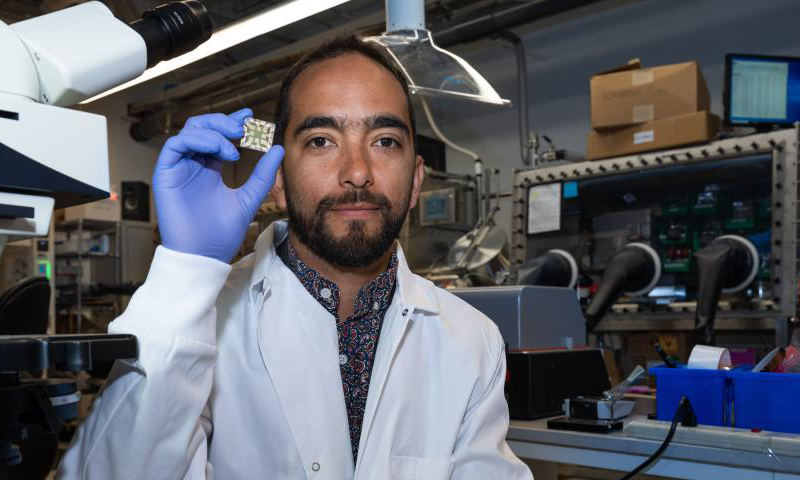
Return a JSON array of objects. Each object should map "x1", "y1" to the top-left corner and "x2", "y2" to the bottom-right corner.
[
  {"x1": 585, "y1": 245, "x2": 657, "y2": 333},
  {"x1": 694, "y1": 237, "x2": 755, "y2": 345},
  {"x1": 619, "y1": 396, "x2": 697, "y2": 480},
  {"x1": 518, "y1": 251, "x2": 575, "y2": 288}
]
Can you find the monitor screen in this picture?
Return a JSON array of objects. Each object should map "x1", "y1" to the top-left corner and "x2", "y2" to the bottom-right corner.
[
  {"x1": 725, "y1": 53, "x2": 800, "y2": 127},
  {"x1": 422, "y1": 195, "x2": 449, "y2": 222},
  {"x1": 419, "y1": 188, "x2": 456, "y2": 225}
]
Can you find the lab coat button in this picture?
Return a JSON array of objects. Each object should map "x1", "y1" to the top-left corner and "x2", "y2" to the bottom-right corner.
[
  {"x1": 312, "y1": 462, "x2": 320, "y2": 472},
  {"x1": 402, "y1": 308, "x2": 408, "y2": 316}
]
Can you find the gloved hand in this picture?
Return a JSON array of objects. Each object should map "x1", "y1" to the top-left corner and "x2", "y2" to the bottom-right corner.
[{"x1": 153, "y1": 108, "x2": 284, "y2": 263}]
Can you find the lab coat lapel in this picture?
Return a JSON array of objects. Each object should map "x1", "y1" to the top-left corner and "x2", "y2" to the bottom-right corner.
[
  {"x1": 355, "y1": 246, "x2": 439, "y2": 475},
  {"x1": 253, "y1": 235, "x2": 353, "y2": 477}
]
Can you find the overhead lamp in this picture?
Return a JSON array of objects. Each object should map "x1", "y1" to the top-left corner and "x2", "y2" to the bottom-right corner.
[
  {"x1": 364, "y1": 0, "x2": 510, "y2": 106},
  {"x1": 82, "y1": 0, "x2": 353, "y2": 103}
]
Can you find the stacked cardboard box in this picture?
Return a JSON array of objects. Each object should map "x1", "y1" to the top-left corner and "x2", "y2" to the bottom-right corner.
[{"x1": 586, "y1": 59, "x2": 719, "y2": 160}]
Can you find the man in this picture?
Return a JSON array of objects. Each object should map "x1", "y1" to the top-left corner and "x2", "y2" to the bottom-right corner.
[{"x1": 58, "y1": 34, "x2": 532, "y2": 479}]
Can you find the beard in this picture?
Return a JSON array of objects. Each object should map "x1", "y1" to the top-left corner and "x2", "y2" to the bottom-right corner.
[{"x1": 284, "y1": 179, "x2": 411, "y2": 268}]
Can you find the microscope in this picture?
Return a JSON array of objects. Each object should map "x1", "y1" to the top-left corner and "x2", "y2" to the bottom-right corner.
[{"x1": 0, "y1": 1, "x2": 212, "y2": 474}]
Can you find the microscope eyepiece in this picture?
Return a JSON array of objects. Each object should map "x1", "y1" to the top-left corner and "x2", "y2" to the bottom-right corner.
[{"x1": 129, "y1": 1, "x2": 213, "y2": 68}]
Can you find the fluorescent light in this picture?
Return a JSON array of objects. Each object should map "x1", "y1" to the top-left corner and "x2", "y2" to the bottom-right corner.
[{"x1": 82, "y1": 0, "x2": 352, "y2": 103}]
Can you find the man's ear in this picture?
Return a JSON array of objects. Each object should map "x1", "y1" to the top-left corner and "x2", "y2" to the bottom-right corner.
[
  {"x1": 273, "y1": 166, "x2": 287, "y2": 210},
  {"x1": 408, "y1": 154, "x2": 425, "y2": 210}
]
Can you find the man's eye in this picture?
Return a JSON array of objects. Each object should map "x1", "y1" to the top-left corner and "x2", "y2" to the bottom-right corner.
[
  {"x1": 377, "y1": 138, "x2": 398, "y2": 148},
  {"x1": 309, "y1": 137, "x2": 331, "y2": 148}
]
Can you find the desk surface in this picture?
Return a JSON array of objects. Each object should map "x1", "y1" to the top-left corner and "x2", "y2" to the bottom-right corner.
[{"x1": 507, "y1": 415, "x2": 800, "y2": 477}]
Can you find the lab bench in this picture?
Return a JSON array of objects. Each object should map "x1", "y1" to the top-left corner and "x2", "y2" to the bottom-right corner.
[{"x1": 507, "y1": 415, "x2": 800, "y2": 480}]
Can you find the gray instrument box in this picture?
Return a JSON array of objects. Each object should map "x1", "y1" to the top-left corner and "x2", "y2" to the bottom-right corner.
[{"x1": 451, "y1": 286, "x2": 586, "y2": 349}]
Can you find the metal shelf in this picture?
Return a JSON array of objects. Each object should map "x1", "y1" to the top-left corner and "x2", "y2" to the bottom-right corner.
[
  {"x1": 56, "y1": 219, "x2": 118, "y2": 232},
  {"x1": 55, "y1": 252, "x2": 119, "y2": 259}
]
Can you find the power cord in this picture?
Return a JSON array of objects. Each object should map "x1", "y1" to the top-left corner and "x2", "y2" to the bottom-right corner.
[{"x1": 619, "y1": 396, "x2": 697, "y2": 479}]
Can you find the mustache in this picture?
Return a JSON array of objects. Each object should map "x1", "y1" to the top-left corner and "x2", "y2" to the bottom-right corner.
[{"x1": 317, "y1": 189, "x2": 392, "y2": 213}]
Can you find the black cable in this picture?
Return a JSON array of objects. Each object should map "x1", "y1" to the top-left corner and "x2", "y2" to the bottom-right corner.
[{"x1": 619, "y1": 396, "x2": 696, "y2": 480}]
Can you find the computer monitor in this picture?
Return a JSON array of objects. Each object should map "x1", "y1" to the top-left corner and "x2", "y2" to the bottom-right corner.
[
  {"x1": 724, "y1": 53, "x2": 800, "y2": 128},
  {"x1": 419, "y1": 188, "x2": 456, "y2": 226}
]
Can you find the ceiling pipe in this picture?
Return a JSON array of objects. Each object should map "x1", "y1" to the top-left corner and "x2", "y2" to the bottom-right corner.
[
  {"x1": 495, "y1": 31, "x2": 533, "y2": 166},
  {"x1": 129, "y1": 0, "x2": 606, "y2": 141},
  {"x1": 433, "y1": 0, "x2": 603, "y2": 48}
]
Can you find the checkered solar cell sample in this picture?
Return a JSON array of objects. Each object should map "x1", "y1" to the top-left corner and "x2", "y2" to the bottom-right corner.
[{"x1": 240, "y1": 117, "x2": 275, "y2": 153}]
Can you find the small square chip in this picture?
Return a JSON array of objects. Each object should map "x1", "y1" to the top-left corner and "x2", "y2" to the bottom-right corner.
[{"x1": 240, "y1": 117, "x2": 275, "y2": 153}]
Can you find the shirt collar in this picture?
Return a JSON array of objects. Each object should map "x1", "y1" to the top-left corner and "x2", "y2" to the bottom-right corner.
[
  {"x1": 280, "y1": 239, "x2": 398, "y2": 319},
  {"x1": 249, "y1": 220, "x2": 439, "y2": 314}
]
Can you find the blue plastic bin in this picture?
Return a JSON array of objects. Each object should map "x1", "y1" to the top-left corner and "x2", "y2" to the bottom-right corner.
[
  {"x1": 649, "y1": 365, "x2": 731, "y2": 426},
  {"x1": 728, "y1": 370, "x2": 800, "y2": 434}
]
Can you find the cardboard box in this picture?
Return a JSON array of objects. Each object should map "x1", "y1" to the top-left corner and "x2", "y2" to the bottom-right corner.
[
  {"x1": 590, "y1": 59, "x2": 710, "y2": 130},
  {"x1": 63, "y1": 197, "x2": 120, "y2": 222},
  {"x1": 586, "y1": 110, "x2": 719, "y2": 160}
]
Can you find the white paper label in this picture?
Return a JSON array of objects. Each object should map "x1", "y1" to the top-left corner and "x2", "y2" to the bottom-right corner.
[
  {"x1": 632, "y1": 104, "x2": 654, "y2": 123},
  {"x1": 527, "y1": 183, "x2": 561, "y2": 234},
  {"x1": 631, "y1": 69, "x2": 654, "y2": 86},
  {"x1": 633, "y1": 130, "x2": 655, "y2": 145}
]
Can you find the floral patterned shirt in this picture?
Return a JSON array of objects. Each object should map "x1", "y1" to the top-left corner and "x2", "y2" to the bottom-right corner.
[{"x1": 277, "y1": 239, "x2": 398, "y2": 462}]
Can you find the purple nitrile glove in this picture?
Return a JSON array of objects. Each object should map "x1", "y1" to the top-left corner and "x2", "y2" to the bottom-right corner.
[{"x1": 153, "y1": 108, "x2": 284, "y2": 263}]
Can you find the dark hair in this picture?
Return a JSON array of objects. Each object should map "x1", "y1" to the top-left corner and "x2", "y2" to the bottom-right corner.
[{"x1": 273, "y1": 33, "x2": 416, "y2": 152}]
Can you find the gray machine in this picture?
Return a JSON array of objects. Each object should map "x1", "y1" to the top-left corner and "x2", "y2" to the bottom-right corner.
[{"x1": 451, "y1": 285, "x2": 586, "y2": 350}]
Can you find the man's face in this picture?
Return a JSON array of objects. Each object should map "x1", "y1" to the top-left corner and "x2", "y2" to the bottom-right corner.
[{"x1": 274, "y1": 53, "x2": 424, "y2": 268}]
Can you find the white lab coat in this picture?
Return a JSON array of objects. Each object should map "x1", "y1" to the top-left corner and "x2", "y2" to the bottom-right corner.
[{"x1": 57, "y1": 220, "x2": 532, "y2": 480}]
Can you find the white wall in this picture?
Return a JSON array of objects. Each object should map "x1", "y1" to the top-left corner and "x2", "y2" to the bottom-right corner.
[
  {"x1": 417, "y1": 0, "x2": 800, "y2": 239},
  {"x1": 82, "y1": 95, "x2": 162, "y2": 223}
]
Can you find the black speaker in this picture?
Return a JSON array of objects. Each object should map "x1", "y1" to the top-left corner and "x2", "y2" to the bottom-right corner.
[{"x1": 121, "y1": 181, "x2": 150, "y2": 221}]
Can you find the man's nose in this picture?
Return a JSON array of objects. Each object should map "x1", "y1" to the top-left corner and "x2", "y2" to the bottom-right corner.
[{"x1": 339, "y1": 142, "x2": 373, "y2": 189}]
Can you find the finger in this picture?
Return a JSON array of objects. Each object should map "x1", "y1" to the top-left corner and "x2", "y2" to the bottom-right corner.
[
  {"x1": 228, "y1": 108, "x2": 254, "y2": 127},
  {"x1": 157, "y1": 130, "x2": 239, "y2": 169},
  {"x1": 182, "y1": 111, "x2": 248, "y2": 139},
  {"x1": 182, "y1": 127, "x2": 241, "y2": 162},
  {"x1": 237, "y1": 145, "x2": 285, "y2": 212}
]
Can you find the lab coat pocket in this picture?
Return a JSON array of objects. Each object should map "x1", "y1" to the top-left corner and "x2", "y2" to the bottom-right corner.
[{"x1": 390, "y1": 454, "x2": 454, "y2": 480}]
